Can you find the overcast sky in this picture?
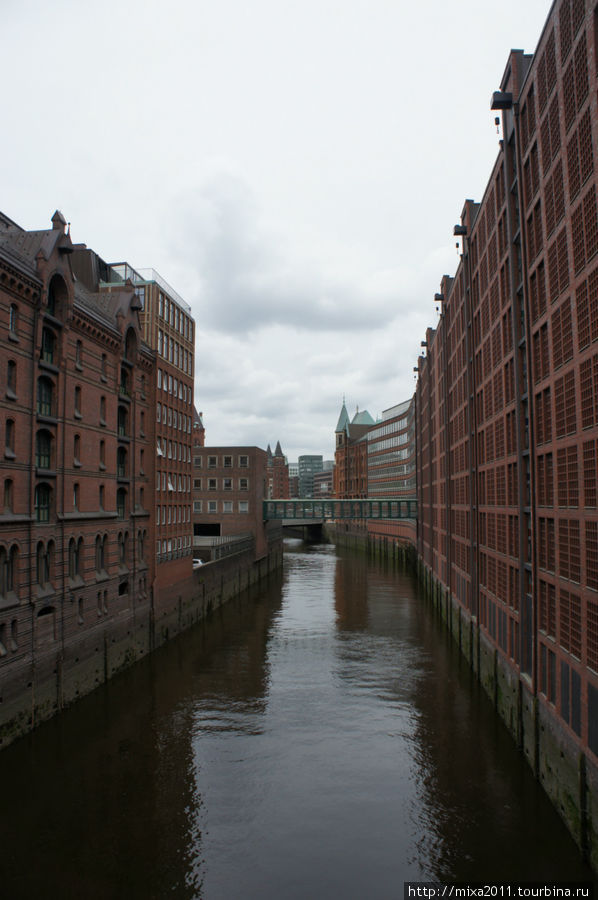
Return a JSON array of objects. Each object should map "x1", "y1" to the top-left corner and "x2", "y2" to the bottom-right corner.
[{"x1": 4, "y1": 0, "x2": 551, "y2": 461}]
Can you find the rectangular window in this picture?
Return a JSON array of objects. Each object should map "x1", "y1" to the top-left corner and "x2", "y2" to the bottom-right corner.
[
  {"x1": 208, "y1": 456, "x2": 217, "y2": 468},
  {"x1": 223, "y1": 478, "x2": 232, "y2": 491},
  {"x1": 239, "y1": 478, "x2": 248, "y2": 491},
  {"x1": 224, "y1": 455, "x2": 232, "y2": 467},
  {"x1": 208, "y1": 478, "x2": 217, "y2": 491},
  {"x1": 239, "y1": 501, "x2": 249, "y2": 513},
  {"x1": 239, "y1": 455, "x2": 248, "y2": 468},
  {"x1": 193, "y1": 501, "x2": 202, "y2": 513},
  {"x1": 208, "y1": 500, "x2": 217, "y2": 513},
  {"x1": 223, "y1": 501, "x2": 233, "y2": 513}
]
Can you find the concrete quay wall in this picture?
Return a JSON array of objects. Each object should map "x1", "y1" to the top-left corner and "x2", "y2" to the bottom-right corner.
[{"x1": 0, "y1": 541, "x2": 283, "y2": 750}]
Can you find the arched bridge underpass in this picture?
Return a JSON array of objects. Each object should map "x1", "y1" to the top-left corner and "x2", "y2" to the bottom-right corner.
[{"x1": 263, "y1": 498, "x2": 417, "y2": 527}]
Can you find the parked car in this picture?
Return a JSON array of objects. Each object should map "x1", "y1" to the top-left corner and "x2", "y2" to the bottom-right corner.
[{"x1": 193, "y1": 558, "x2": 204, "y2": 569}]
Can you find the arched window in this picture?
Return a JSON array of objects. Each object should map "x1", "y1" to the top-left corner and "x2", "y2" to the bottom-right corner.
[
  {"x1": 74, "y1": 386, "x2": 81, "y2": 417},
  {"x1": 99, "y1": 485, "x2": 105, "y2": 510},
  {"x1": 37, "y1": 377, "x2": 54, "y2": 417},
  {"x1": 117, "y1": 446, "x2": 127, "y2": 478},
  {"x1": 0, "y1": 545, "x2": 17, "y2": 598},
  {"x1": 37, "y1": 540, "x2": 52, "y2": 587},
  {"x1": 117, "y1": 488, "x2": 126, "y2": 519},
  {"x1": 124, "y1": 328, "x2": 137, "y2": 362},
  {"x1": 35, "y1": 483, "x2": 51, "y2": 522},
  {"x1": 36, "y1": 430, "x2": 52, "y2": 469},
  {"x1": 68, "y1": 537, "x2": 84, "y2": 580},
  {"x1": 100, "y1": 396, "x2": 106, "y2": 425},
  {"x1": 95, "y1": 535, "x2": 105, "y2": 572},
  {"x1": 75, "y1": 340, "x2": 82, "y2": 368},
  {"x1": 47, "y1": 273, "x2": 68, "y2": 318},
  {"x1": 117, "y1": 406, "x2": 128, "y2": 437},
  {"x1": 73, "y1": 483, "x2": 79, "y2": 510},
  {"x1": 118, "y1": 531, "x2": 128, "y2": 566},
  {"x1": 99, "y1": 439, "x2": 105, "y2": 468},
  {"x1": 74, "y1": 433, "x2": 81, "y2": 465},
  {"x1": 41, "y1": 327, "x2": 56, "y2": 364}
]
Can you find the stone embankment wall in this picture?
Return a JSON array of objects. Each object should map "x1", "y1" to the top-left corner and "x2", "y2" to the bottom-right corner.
[
  {"x1": 0, "y1": 541, "x2": 282, "y2": 750},
  {"x1": 326, "y1": 523, "x2": 598, "y2": 873}
]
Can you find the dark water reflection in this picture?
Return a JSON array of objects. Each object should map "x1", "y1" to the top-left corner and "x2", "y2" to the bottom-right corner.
[{"x1": 0, "y1": 540, "x2": 594, "y2": 898}]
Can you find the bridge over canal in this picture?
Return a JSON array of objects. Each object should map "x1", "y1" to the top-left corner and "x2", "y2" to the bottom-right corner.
[{"x1": 263, "y1": 498, "x2": 417, "y2": 528}]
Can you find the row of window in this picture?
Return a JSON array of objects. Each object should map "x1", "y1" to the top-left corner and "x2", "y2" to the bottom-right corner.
[
  {"x1": 156, "y1": 505, "x2": 192, "y2": 526},
  {"x1": 33, "y1": 483, "x2": 131, "y2": 522},
  {"x1": 198, "y1": 478, "x2": 250, "y2": 491},
  {"x1": 156, "y1": 438, "x2": 192, "y2": 462},
  {"x1": 194, "y1": 455, "x2": 249, "y2": 469},
  {"x1": 156, "y1": 472, "x2": 191, "y2": 493},
  {"x1": 156, "y1": 403, "x2": 192, "y2": 433},
  {"x1": 157, "y1": 330, "x2": 192, "y2": 374},
  {"x1": 157, "y1": 292, "x2": 193, "y2": 341},
  {"x1": 157, "y1": 369, "x2": 192, "y2": 404},
  {"x1": 194, "y1": 501, "x2": 249, "y2": 514}
]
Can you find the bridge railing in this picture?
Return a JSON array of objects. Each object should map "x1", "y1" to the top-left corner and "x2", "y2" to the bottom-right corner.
[{"x1": 263, "y1": 498, "x2": 417, "y2": 521}]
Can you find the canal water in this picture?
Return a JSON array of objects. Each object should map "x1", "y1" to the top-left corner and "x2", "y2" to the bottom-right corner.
[{"x1": 1, "y1": 539, "x2": 594, "y2": 898}]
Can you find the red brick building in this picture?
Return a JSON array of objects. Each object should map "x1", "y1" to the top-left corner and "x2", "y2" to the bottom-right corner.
[
  {"x1": 333, "y1": 401, "x2": 374, "y2": 498},
  {"x1": 0, "y1": 210, "x2": 153, "y2": 718},
  {"x1": 414, "y1": 0, "x2": 598, "y2": 861},
  {"x1": 266, "y1": 441, "x2": 290, "y2": 498},
  {"x1": 193, "y1": 446, "x2": 269, "y2": 560}
]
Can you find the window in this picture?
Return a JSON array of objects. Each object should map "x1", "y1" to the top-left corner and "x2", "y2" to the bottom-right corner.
[
  {"x1": 118, "y1": 532, "x2": 128, "y2": 566},
  {"x1": 117, "y1": 406, "x2": 127, "y2": 437},
  {"x1": 74, "y1": 386, "x2": 82, "y2": 417},
  {"x1": 157, "y1": 369, "x2": 162, "y2": 389},
  {"x1": 101, "y1": 354, "x2": 107, "y2": 381},
  {"x1": 223, "y1": 501, "x2": 233, "y2": 513},
  {"x1": 208, "y1": 500, "x2": 217, "y2": 513},
  {"x1": 41, "y1": 327, "x2": 55, "y2": 364},
  {"x1": 0, "y1": 545, "x2": 17, "y2": 598},
  {"x1": 138, "y1": 530, "x2": 145, "y2": 561},
  {"x1": 99, "y1": 439, "x2": 105, "y2": 469},
  {"x1": 193, "y1": 479, "x2": 202, "y2": 489},
  {"x1": 35, "y1": 484, "x2": 51, "y2": 522},
  {"x1": 194, "y1": 456, "x2": 202, "y2": 468},
  {"x1": 99, "y1": 485, "x2": 105, "y2": 510},
  {"x1": 239, "y1": 455, "x2": 249, "y2": 468},
  {"x1": 100, "y1": 396, "x2": 106, "y2": 425},
  {"x1": 75, "y1": 340, "x2": 82, "y2": 369},
  {"x1": 140, "y1": 411, "x2": 145, "y2": 435},
  {"x1": 208, "y1": 456, "x2": 217, "y2": 468},
  {"x1": 36, "y1": 430, "x2": 51, "y2": 469},
  {"x1": 95, "y1": 535, "x2": 106, "y2": 572},
  {"x1": 193, "y1": 501, "x2": 202, "y2": 512},
  {"x1": 117, "y1": 446, "x2": 127, "y2": 478},
  {"x1": 208, "y1": 478, "x2": 217, "y2": 491},
  {"x1": 6, "y1": 360, "x2": 16, "y2": 398},
  {"x1": 37, "y1": 541, "x2": 52, "y2": 586},
  {"x1": 37, "y1": 377, "x2": 53, "y2": 417},
  {"x1": 68, "y1": 537, "x2": 82, "y2": 579},
  {"x1": 5, "y1": 419, "x2": 14, "y2": 457},
  {"x1": 3, "y1": 479, "x2": 13, "y2": 512},
  {"x1": 157, "y1": 402, "x2": 161, "y2": 423},
  {"x1": 73, "y1": 483, "x2": 79, "y2": 511},
  {"x1": 224, "y1": 478, "x2": 232, "y2": 491},
  {"x1": 120, "y1": 366, "x2": 129, "y2": 397},
  {"x1": 9, "y1": 304, "x2": 18, "y2": 335},
  {"x1": 239, "y1": 478, "x2": 248, "y2": 491},
  {"x1": 239, "y1": 501, "x2": 249, "y2": 513},
  {"x1": 117, "y1": 488, "x2": 126, "y2": 519},
  {"x1": 140, "y1": 449, "x2": 145, "y2": 475},
  {"x1": 224, "y1": 455, "x2": 232, "y2": 468}
]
